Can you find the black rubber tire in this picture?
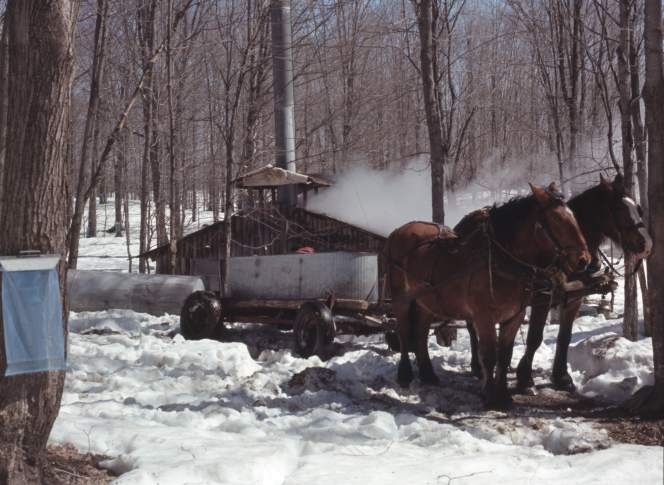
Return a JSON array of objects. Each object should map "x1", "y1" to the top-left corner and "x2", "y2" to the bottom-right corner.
[
  {"x1": 293, "y1": 301, "x2": 335, "y2": 358},
  {"x1": 180, "y1": 290, "x2": 223, "y2": 340}
]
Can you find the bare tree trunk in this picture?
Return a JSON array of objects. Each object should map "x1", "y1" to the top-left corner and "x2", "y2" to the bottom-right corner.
[
  {"x1": 411, "y1": 0, "x2": 446, "y2": 224},
  {"x1": 222, "y1": 138, "x2": 234, "y2": 296},
  {"x1": 628, "y1": 14, "x2": 652, "y2": 336},
  {"x1": 138, "y1": 0, "x2": 156, "y2": 274},
  {"x1": 0, "y1": 21, "x2": 9, "y2": 199},
  {"x1": 68, "y1": 0, "x2": 108, "y2": 267},
  {"x1": 167, "y1": 0, "x2": 178, "y2": 275},
  {"x1": 123, "y1": 132, "x2": 132, "y2": 271},
  {"x1": 114, "y1": 128, "x2": 125, "y2": 237},
  {"x1": 618, "y1": 0, "x2": 639, "y2": 341},
  {"x1": 0, "y1": 1, "x2": 79, "y2": 482},
  {"x1": 205, "y1": 57, "x2": 219, "y2": 222},
  {"x1": 150, "y1": 80, "x2": 166, "y2": 252},
  {"x1": 87, "y1": 95, "x2": 104, "y2": 238},
  {"x1": 633, "y1": 0, "x2": 664, "y2": 416}
]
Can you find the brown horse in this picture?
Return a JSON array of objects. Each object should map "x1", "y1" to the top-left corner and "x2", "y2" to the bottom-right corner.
[
  {"x1": 465, "y1": 174, "x2": 653, "y2": 391},
  {"x1": 384, "y1": 184, "x2": 590, "y2": 408}
]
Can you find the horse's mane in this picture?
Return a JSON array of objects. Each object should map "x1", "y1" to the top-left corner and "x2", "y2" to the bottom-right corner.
[{"x1": 488, "y1": 190, "x2": 564, "y2": 244}]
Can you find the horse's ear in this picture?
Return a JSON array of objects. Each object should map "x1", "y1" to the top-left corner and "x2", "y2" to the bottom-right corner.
[
  {"x1": 612, "y1": 173, "x2": 625, "y2": 195},
  {"x1": 530, "y1": 183, "x2": 551, "y2": 206},
  {"x1": 547, "y1": 181, "x2": 558, "y2": 193},
  {"x1": 599, "y1": 173, "x2": 611, "y2": 188}
]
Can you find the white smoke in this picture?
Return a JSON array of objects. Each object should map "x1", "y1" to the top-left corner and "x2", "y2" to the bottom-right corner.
[
  {"x1": 305, "y1": 152, "x2": 583, "y2": 237},
  {"x1": 306, "y1": 155, "x2": 496, "y2": 236}
]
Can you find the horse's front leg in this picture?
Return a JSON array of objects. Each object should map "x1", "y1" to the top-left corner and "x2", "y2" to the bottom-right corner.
[
  {"x1": 396, "y1": 301, "x2": 414, "y2": 387},
  {"x1": 552, "y1": 297, "x2": 583, "y2": 391},
  {"x1": 466, "y1": 320, "x2": 483, "y2": 379},
  {"x1": 494, "y1": 309, "x2": 527, "y2": 406},
  {"x1": 516, "y1": 302, "x2": 550, "y2": 391}
]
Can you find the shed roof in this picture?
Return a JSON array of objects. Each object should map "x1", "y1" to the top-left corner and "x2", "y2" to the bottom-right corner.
[
  {"x1": 139, "y1": 207, "x2": 384, "y2": 260},
  {"x1": 233, "y1": 164, "x2": 333, "y2": 190}
]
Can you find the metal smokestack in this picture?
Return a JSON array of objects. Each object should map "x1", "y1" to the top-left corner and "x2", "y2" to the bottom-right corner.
[{"x1": 270, "y1": 0, "x2": 297, "y2": 207}]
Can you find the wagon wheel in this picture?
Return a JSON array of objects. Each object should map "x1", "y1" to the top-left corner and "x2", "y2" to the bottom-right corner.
[
  {"x1": 180, "y1": 290, "x2": 225, "y2": 340},
  {"x1": 293, "y1": 301, "x2": 335, "y2": 358}
]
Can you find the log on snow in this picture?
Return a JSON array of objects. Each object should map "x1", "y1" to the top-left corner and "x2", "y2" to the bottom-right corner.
[{"x1": 68, "y1": 270, "x2": 205, "y2": 316}]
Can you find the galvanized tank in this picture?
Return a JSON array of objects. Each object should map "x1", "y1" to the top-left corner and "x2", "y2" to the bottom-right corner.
[
  {"x1": 68, "y1": 270, "x2": 205, "y2": 315},
  {"x1": 228, "y1": 251, "x2": 378, "y2": 301}
]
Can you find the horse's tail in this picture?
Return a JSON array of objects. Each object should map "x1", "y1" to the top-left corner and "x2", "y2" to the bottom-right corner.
[
  {"x1": 407, "y1": 299, "x2": 418, "y2": 351},
  {"x1": 381, "y1": 231, "x2": 396, "y2": 301}
]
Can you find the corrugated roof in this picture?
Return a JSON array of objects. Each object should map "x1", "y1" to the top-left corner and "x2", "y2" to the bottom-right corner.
[{"x1": 233, "y1": 164, "x2": 333, "y2": 189}]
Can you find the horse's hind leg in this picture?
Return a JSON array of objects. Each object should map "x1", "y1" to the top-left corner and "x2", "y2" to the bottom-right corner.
[
  {"x1": 552, "y1": 297, "x2": 583, "y2": 392},
  {"x1": 494, "y1": 309, "x2": 527, "y2": 406},
  {"x1": 396, "y1": 303, "x2": 414, "y2": 387},
  {"x1": 516, "y1": 302, "x2": 549, "y2": 391},
  {"x1": 414, "y1": 315, "x2": 438, "y2": 385},
  {"x1": 473, "y1": 315, "x2": 498, "y2": 407},
  {"x1": 466, "y1": 320, "x2": 483, "y2": 379}
]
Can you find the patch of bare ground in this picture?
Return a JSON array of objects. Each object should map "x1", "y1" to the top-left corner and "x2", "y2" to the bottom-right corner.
[
  {"x1": 44, "y1": 444, "x2": 115, "y2": 485},
  {"x1": 512, "y1": 386, "x2": 664, "y2": 446}
]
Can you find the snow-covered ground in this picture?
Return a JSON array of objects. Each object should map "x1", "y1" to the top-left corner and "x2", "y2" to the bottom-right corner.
[
  {"x1": 50, "y1": 199, "x2": 663, "y2": 484},
  {"x1": 76, "y1": 200, "x2": 217, "y2": 272}
]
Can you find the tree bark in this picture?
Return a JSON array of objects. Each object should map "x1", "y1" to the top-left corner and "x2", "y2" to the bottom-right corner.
[
  {"x1": 68, "y1": 0, "x2": 108, "y2": 266},
  {"x1": 138, "y1": 0, "x2": 157, "y2": 274},
  {"x1": 167, "y1": 0, "x2": 178, "y2": 275},
  {"x1": 114, "y1": 128, "x2": 125, "y2": 237},
  {"x1": 617, "y1": 0, "x2": 639, "y2": 341},
  {"x1": 0, "y1": 21, "x2": 9, "y2": 201},
  {"x1": 0, "y1": 1, "x2": 79, "y2": 482},
  {"x1": 411, "y1": 0, "x2": 446, "y2": 224},
  {"x1": 636, "y1": 0, "x2": 664, "y2": 415}
]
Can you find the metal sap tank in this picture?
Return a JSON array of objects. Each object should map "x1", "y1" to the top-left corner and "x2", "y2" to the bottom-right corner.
[
  {"x1": 68, "y1": 270, "x2": 205, "y2": 315},
  {"x1": 228, "y1": 252, "x2": 378, "y2": 301}
]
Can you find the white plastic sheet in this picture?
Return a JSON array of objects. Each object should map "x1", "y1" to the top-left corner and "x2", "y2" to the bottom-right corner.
[{"x1": 2, "y1": 268, "x2": 65, "y2": 376}]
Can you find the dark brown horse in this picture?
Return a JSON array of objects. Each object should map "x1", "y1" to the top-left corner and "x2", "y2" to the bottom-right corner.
[
  {"x1": 465, "y1": 174, "x2": 652, "y2": 391},
  {"x1": 384, "y1": 184, "x2": 590, "y2": 408}
]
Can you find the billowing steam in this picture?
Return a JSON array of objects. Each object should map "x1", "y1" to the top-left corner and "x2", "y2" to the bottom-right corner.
[{"x1": 306, "y1": 154, "x2": 563, "y2": 236}]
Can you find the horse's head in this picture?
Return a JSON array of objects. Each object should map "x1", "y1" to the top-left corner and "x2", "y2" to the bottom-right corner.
[
  {"x1": 530, "y1": 182, "x2": 590, "y2": 275},
  {"x1": 596, "y1": 174, "x2": 652, "y2": 260}
]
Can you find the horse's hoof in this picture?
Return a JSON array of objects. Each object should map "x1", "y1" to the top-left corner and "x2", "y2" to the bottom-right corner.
[
  {"x1": 552, "y1": 373, "x2": 576, "y2": 392},
  {"x1": 516, "y1": 360, "x2": 533, "y2": 387},
  {"x1": 398, "y1": 379, "x2": 412, "y2": 388},
  {"x1": 481, "y1": 383, "x2": 513, "y2": 410},
  {"x1": 514, "y1": 384, "x2": 536, "y2": 396},
  {"x1": 470, "y1": 364, "x2": 483, "y2": 380},
  {"x1": 398, "y1": 365, "x2": 413, "y2": 388},
  {"x1": 516, "y1": 376, "x2": 535, "y2": 392},
  {"x1": 484, "y1": 394, "x2": 513, "y2": 410},
  {"x1": 420, "y1": 373, "x2": 440, "y2": 386}
]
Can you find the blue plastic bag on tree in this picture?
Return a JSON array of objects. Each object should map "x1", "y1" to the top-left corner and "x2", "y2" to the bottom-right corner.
[{"x1": 1, "y1": 256, "x2": 65, "y2": 376}]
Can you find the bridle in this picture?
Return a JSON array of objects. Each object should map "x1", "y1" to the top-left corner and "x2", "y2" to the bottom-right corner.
[
  {"x1": 598, "y1": 196, "x2": 648, "y2": 278},
  {"x1": 533, "y1": 197, "x2": 587, "y2": 275},
  {"x1": 611, "y1": 196, "x2": 647, "y2": 234}
]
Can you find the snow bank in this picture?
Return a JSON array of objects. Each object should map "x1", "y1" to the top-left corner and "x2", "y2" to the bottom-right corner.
[
  {"x1": 50, "y1": 311, "x2": 662, "y2": 485},
  {"x1": 568, "y1": 330, "x2": 654, "y2": 401}
]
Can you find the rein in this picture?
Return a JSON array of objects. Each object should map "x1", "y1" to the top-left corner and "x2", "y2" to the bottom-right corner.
[
  {"x1": 484, "y1": 219, "x2": 563, "y2": 300},
  {"x1": 598, "y1": 247, "x2": 642, "y2": 278},
  {"x1": 598, "y1": 248, "x2": 623, "y2": 277}
]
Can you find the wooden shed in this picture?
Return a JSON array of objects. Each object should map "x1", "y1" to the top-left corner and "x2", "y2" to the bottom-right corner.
[{"x1": 140, "y1": 206, "x2": 386, "y2": 291}]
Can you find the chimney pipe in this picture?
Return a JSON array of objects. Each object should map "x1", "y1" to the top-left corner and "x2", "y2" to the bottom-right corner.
[{"x1": 270, "y1": 0, "x2": 297, "y2": 208}]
